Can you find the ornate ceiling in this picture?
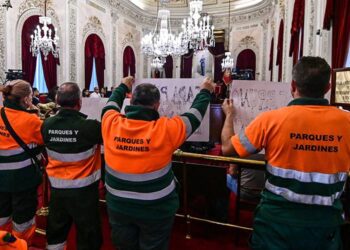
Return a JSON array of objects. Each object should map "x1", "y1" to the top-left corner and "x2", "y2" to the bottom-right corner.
[{"x1": 124, "y1": 0, "x2": 267, "y2": 16}]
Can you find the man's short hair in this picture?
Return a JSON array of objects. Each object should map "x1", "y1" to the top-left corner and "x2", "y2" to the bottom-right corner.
[
  {"x1": 131, "y1": 83, "x2": 160, "y2": 106},
  {"x1": 292, "y1": 56, "x2": 331, "y2": 98},
  {"x1": 56, "y1": 82, "x2": 81, "y2": 108}
]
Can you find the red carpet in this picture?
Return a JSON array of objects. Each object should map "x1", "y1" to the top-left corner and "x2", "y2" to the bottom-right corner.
[{"x1": 32, "y1": 190, "x2": 253, "y2": 250}]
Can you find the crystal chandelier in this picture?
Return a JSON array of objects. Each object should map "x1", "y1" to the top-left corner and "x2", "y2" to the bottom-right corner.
[
  {"x1": 150, "y1": 57, "x2": 164, "y2": 70},
  {"x1": 221, "y1": 52, "x2": 234, "y2": 69},
  {"x1": 181, "y1": 0, "x2": 215, "y2": 52},
  {"x1": 141, "y1": 2, "x2": 188, "y2": 59},
  {"x1": 221, "y1": 0, "x2": 234, "y2": 71},
  {"x1": 1, "y1": 0, "x2": 12, "y2": 10},
  {"x1": 30, "y1": 0, "x2": 59, "y2": 60}
]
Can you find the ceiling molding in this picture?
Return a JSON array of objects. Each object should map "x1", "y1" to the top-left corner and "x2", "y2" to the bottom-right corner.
[{"x1": 100, "y1": 0, "x2": 273, "y2": 30}]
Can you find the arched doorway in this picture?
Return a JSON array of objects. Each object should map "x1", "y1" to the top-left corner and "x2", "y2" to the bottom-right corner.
[
  {"x1": 85, "y1": 34, "x2": 105, "y2": 89},
  {"x1": 22, "y1": 15, "x2": 59, "y2": 91},
  {"x1": 123, "y1": 46, "x2": 135, "y2": 77},
  {"x1": 236, "y1": 49, "x2": 256, "y2": 80},
  {"x1": 164, "y1": 55, "x2": 173, "y2": 78},
  {"x1": 180, "y1": 50, "x2": 194, "y2": 78}
]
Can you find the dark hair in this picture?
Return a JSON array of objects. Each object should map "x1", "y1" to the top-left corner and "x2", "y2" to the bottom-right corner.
[
  {"x1": 56, "y1": 82, "x2": 81, "y2": 108},
  {"x1": 131, "y1": 83, "x2": 160, "y2": 106},
  {"x1": 292, "y1": 56, "x2": 331, "y2": 98},
  {"x1": 82, "y1": 88, "x2": 90, "y2": 97},
  {"x1": 47, "y1": 86, "x2": 59, "y2": 102}
]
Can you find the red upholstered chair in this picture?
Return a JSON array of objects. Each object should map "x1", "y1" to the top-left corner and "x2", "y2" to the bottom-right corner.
[{"x1": 39, "y1": 95, "x2": 47, "y2": 103}]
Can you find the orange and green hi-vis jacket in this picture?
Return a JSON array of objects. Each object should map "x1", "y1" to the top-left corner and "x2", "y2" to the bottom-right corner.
[
  {"x1": 102, "y1": 83, "x2": 211, "y2": 219},
  {"x1": 232, "y1": 98, "x2": 350, "y2": 227},
  {"x1": 42, "y1": 109, "x2": 102, "y2": 189},
  {"x1": 0, "y1": 100, "x2": 43, "y2": 192}
]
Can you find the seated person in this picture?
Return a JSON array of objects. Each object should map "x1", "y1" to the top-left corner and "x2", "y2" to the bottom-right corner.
[
  {"x1": 32, "y1": 87, "x2": 40, "y2": 105},
  {"x1": 226, "y1": 155, "x2": 265, "y2": 201},
  {"x1": 82, "y1": 88, "x2": 90, "y2": 97}
]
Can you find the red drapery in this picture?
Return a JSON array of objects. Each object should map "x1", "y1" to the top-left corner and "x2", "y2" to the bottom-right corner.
[
  {"x1": 289, "y1": 0, "x2": 305, "y2": 65},
  {"x1": 85, "y1": 34, "x2": 105, "y2": 89},
  {"x1": 180, "y1": 50, "x2": 194, "y2": 78},
  {"x1": 269, "y1": 38, "x2": 274, "y2": 81},
  {"x1": 208, "y1": 43, "x2": 226, "y2": 82},
  {"x1": 41, "y1": 52, "x2": 59, "y2": 91},
  {"x1": 323, "y1": 0, "x2": 350, "y2": 68},
  {"x1": 164, "y1": 55, "x2": 173, "y2": 78},
  {"x1": 236, "y1": 49, "x2": 256, "y2": 80},
  {"x1": 276, "y1": 19, "x2": 284, "y2": 82},
  {"x1": 123, "y1": 46, "x2": 136, "y2": 77},
  {"x1": 22, "y1": 15, "x2": 59, "y2": 90}
]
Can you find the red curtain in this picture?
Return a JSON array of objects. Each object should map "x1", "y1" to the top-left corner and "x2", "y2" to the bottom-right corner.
[
  {"x1": 180, "y1": 50, "x2": 194, "y2": 78},
  {"x1": 22, "y1": 16, "x2": 38, "y2": 85},
  {"x1": 41, "y1": 52, "x2": 59, "y2": 91},
  {"x1": 164, "y1": 56, "x2": 173, "y2": 78},
  {"x1": 276, "y1": 19, "x2": 284, "y2": 82},
  {"x1": 323, "y1": 0, "x2": 350, "y2": 68},
  {"x1": 208, "y1": 42, "x2": 226, "y2": 82},
  {"x1": 123, "y1": 46, "x2": 136, "y2": 77},
  {"x1": 269, "y1": 38, "x2": 274, "y2": 81},
  {"x1": 236, "y1": 49, "x2": 256, "y2": 80},
  {"x1": 289, "y1": 0, "x2": 305, "y2": 65},
  {"x1": 85, "y1": 34, "x2": 105, "y2": 89}
]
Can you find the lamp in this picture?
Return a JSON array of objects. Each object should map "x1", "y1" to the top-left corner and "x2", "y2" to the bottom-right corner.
[
  {"x1": 181, "y1": 0, "x2": 215, "y2": 52},
  {"x1": 150, "y1": 57, "x2": 165, "y2": 70},
  {"x1": 141, "y1": 1, "x2": 188, "y2": 59},
  {"x1": 30, "y1": 0, "x2": 59, "y2": 60},
  {"x1": 1, "y1": 0, "x2": 12, "y2": 10},
  {"x1": 221, "y1": 0, "x2": 234, "y2": 71}
]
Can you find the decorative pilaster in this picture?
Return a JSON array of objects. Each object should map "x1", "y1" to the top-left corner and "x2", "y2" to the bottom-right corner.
[
  {"x1": 111, "y1": 11, "x2": 118, "y2": 84},
  {"x1": 0, "y1": 9, "x2": 6, "y2": 83},
  {"x1": 261, "y1": 19, "x2": 269, "y2": 81},
  {"x1": 69, "y1": 0, "x2": 77, "y2": 82}
]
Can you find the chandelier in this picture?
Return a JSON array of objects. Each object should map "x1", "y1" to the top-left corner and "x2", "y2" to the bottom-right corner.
[
  {"x1": 221, "y1": 52, "x2": 234, "y2": 69},
  {"x1": 221, "y1": 0, "x2": 234, "y2": 71},
  {"x1": 30, "y1": 0, "x2": 59, "y2": 60},
  {"x1": 181, "y1": 0, "x2": 215, "y2": 52},
  {"x1": 150, "y1": 57, "x2": 164, "y2": 70},
  {"x1": 1, "y1": 0, "x2": 12, "y2": 10},
  {"x1": 141, "y1": 4, "x2": 188, "y2": 59}
]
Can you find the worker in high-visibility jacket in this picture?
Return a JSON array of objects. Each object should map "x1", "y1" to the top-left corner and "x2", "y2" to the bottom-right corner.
[
  {"x1": 0, "y1": 231, "x2": 27, "y2": 250},
  {"x1": 221, "y1": 56, "x2": 350, "y2": 249},
  {"x1": 102, "y1": 76, "x2": 215, "y2": 250},
  {"x1": 0, "y1": 80, "x2": 44, "y2": 245},
  {"x1": 41, "y1": 82, "x2": 102, "y2": 250}
]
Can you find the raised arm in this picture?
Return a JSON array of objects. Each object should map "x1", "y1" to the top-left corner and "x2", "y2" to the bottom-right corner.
[
  {"x1": 101, "y1": 76, "x2": 134, "y2": 117},
  {"x1": 180, "y1": 77, "x2": 215, "y2": 138},
  {"x1": 221, "y1": 98, "x2": 239, "y2": 156}
]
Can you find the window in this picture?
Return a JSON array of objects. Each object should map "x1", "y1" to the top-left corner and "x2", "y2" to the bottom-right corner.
[
  {"x1": 89, "y1": 57, "x2": 98, "y2": 91},
  {"x1": 33, "y1": 54, "x2": 48, "y2": 93}
]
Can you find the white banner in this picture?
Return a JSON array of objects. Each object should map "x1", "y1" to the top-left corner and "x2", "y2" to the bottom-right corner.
[
  {"x1": 231, "y1": 80, "x2": 292, "y2": 133},
  {"x1": 135, "y1": 78, "x2": 209, "y2": 142},
  {"x1": 80, "y1": 98, "x2": 108, "y2": 121}
]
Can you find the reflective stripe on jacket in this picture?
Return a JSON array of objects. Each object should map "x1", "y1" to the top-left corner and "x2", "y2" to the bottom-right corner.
[
  {"x1": 231, "y1": 98, "x2": 350, "y2": 226},
  {"x1": 0, "y1": 102, "x2": 43, "y2": 192},
  {"x1": 42, "y1": 109, "x2": 102, "y2": 189},
  {"x1": 102, "y1": 83, "x2": 211, "y2": 219}
]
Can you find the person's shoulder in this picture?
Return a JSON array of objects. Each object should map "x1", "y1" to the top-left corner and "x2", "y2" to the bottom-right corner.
[{"x1": 83, "y1": 118, "x2": 101, "y2": 127}]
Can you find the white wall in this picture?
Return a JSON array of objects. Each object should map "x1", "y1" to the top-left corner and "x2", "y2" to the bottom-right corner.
[{"x1": 0, "y1": 0, "x2": 333, "y2": 88}]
